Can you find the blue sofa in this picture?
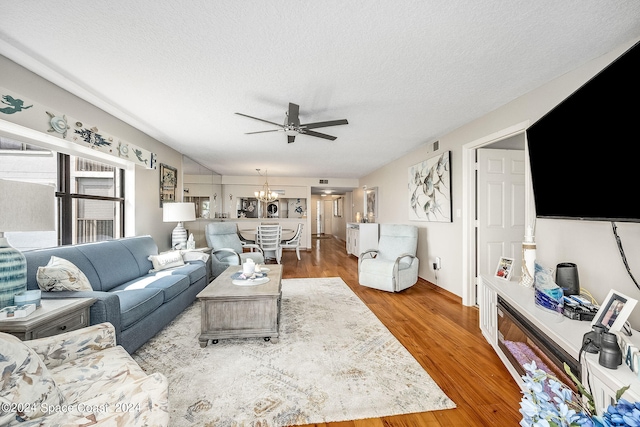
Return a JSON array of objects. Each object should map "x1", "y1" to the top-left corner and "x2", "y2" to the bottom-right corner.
[{"x1": 23, "y1": 236, "x2": 208, "y2": 353}]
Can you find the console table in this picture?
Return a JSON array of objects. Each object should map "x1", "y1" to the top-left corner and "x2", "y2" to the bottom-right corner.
[
  {"x1": 346, "y1": 223, "x2": 378, "y2": 257},
  {"x1": 479, "y1": 274, "x2": 640, "y2": 415}
]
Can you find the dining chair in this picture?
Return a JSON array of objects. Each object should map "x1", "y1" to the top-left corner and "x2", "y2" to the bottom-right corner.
[
  {"x1": 280, "y1": 223, "x2": 304, "y2": 260},
  {"x1": 256, "y1": 224, "x2": 282, "y2": 264}
]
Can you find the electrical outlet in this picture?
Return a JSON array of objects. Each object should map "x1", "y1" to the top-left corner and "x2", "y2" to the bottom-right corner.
[{"x1": 433, "y1": 256, "x2": 441, "y2": 270}]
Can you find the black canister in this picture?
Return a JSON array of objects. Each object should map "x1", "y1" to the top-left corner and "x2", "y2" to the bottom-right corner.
[
  {"x1": 582, "y1": 324, "x2": 606, "y2": 354},
  {"x1": 599, "y1": 332, "x2": 623, "y2": 369},
  {"x1": 556, "y1": 262, "x2": 580, "y2": 296}
]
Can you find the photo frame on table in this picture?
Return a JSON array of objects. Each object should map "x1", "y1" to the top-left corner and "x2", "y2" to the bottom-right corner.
[
  {"x1": 592, "y1": 289, "x2": 637, "y2": 332},
  {"x1": 159, "y1": 163, "x2": 177, "y2": 207},
  {"x1": 495, "y1": 257, "x2": 514, "y2": 281}
]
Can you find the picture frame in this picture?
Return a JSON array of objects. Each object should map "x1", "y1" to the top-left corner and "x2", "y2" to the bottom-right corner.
[
  {"x1": 364, "y1": 187, "x2": 378, "y2": 221},
  {"x1": 494, "y1": 257, "x2": 514, "y2": 281},
  {"x1": 592, "y1": 289, "x2": 637, "y2": 332},
  {"x1": 159, "y1": 163, "x2": 177, "y2": 207},
  {"x1": 333, "y1": 197, "x2": 343, "y2": 217},
  {"x1": 408, "y1": 151, "x2": 452, "y2": 222}
]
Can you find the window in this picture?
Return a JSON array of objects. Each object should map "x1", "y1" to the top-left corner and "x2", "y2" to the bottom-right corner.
[
  {"x1": 58, "y1": 153, "x2": 124, "y2": 245},
  {"x1": 0, "y1": 136, "x2": 125, "y2": 249}
]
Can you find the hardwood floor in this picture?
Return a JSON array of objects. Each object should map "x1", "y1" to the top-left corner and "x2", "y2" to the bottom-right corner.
[{"x1": 277, "y1": 235, "x2": 523, "y2": 426}]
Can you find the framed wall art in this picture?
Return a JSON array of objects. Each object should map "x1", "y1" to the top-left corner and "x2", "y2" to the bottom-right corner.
[
  {"x1": 592, "y1": 289, "x2": 638, "y2": 332},
  {"x1": 408, "y1": 151, "x2": 452, "y2": 222},
  {"x1": 333, "y1": 197, "x2": 343, "y2": 217},
  {"x1": 159, "y1": 163, "x2": 177, "y2": 207},
  {"x1": 364, "y1": 187, "x2": 378, "y2": 222}
]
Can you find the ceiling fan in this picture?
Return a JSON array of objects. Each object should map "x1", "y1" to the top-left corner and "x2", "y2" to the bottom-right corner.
[{"x1": 235, "y1": 102, "x2": 348, "y2": 143}]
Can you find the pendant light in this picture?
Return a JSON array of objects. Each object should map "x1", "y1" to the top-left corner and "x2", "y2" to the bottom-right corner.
[{"x1": 255, "y1": 169, "x2": 278, "y2": 203}]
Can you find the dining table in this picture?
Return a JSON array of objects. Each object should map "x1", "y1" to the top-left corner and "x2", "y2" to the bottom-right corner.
[{"x1": 239, "y1": 227, "x2": 296, "y2": 241}]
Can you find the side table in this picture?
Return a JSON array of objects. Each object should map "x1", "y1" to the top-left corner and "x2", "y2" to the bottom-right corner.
[{"x1": 0, "y1": 298, "x2": 95, "y2": 340}]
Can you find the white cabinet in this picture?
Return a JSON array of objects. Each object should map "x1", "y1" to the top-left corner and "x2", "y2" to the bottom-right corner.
[
  {"x1": 478, "y1": 277, "x2": 498, "y2": 346},
  {"x1": 346, "y1": 223, "x2": 378, "y2": 257},
  {"x1": 479, "y1": 274, "x2": 640, "y2": 416}
]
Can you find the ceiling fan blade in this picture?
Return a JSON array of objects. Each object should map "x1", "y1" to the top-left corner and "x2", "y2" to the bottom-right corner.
[
  {"x1": 235, "y1": 112, "x2": 283, "y2": 127},
  {"x1": 304, "y1": 130, "x2": 337, "y2": 141},
  {"x1": 301, "y1": 119, "x2": 349, "y2": 130},
  {"x1": 287, "y1": 103, "x2": 300, "y2": 126},
  {"x1": 288, "y1": 135, "x2": 296, "y2": 144},
  {"x1": 245, "y1": 129, "x2": 282, "y2": 135}
]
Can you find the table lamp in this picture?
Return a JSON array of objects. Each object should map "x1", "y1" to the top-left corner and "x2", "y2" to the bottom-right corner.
[
  {"x1": 163, "y1": 202, "x2": 196, "y2": 249},
  {"x1": 0, "y1": 179, "x2": 55, "y2": 309}
]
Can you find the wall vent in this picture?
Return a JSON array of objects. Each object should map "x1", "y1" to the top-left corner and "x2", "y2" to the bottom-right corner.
[
  {"x1": 319, "y1": 179, "x2": 329, "y2": 184},
  {"x1": 426, "y1": 140, "x2": 440, "y2": 153}
]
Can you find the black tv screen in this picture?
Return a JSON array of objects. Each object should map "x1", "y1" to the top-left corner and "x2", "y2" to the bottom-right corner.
[{"x1": 527, "y1": 41, "x2": 640, "y2": 222}]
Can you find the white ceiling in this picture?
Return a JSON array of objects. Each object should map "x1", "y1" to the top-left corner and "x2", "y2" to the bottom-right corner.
[{"x1": 2, "y1": 1, "x2": 639, "y2": 180}]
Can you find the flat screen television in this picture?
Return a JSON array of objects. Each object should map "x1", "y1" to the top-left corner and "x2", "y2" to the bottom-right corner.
[{"x1": 526, "y1": 41, "x2": 640, "y2": 222}]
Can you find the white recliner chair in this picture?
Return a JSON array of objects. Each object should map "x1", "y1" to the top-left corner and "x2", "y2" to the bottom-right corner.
[{"x1": 358, "y1": 224, "x2": 419, "y2": 292}]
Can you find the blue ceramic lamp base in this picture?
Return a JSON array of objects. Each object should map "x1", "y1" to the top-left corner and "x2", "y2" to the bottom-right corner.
[{"x1": 0, "y1": 236, "x2": 27, "y2": 309}]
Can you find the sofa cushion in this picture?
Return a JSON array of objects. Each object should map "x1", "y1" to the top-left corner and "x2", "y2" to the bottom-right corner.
[
  {"x1": 76, "y1": 241, "x2": 143, "y2": 292},
  {"x1": 148, "y1": 251, "x2": 184, "y2": 272},
  {"x1": 0, "y1": 332, "x2": 65, "y2": 422},
  {"x1": 112, "y1": 288, "x2": 164, "y2": 330},
  {"x1": 25, "y1": 246, "x2": 100, "y2": 292},
  {"x1": 114, "y1": 273, "x2": 190, "y2": 303},
  {"x1": 170, "y1": 261, "x2": 206, "y2": 284},
  {"x1": 118, "y1": 235, "x2": 157, "y2": 274},
  {"x1": 36, "y1": 256, "x2": 93, "y2": 291}
]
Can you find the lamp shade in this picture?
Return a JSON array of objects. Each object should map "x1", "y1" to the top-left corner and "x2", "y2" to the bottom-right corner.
[
  {"x1": 0, "y1": 179, "x2": 55, "y2": 309},
  {"x1": 162, "y1": 202, "x2": 196, "y2": 222},
  {"x1": 0, "y1": 179, "x2": 55, "y2": 232}
]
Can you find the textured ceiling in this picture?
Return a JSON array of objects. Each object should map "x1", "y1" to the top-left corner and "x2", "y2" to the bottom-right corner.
[{"x1": 1, "y1": 1, "x2": 639, "y2": 179}]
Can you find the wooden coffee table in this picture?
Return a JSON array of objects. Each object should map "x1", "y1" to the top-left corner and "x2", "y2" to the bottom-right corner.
[{"x1": 196, "y1": 264, "x2": 282, "y2": 347}]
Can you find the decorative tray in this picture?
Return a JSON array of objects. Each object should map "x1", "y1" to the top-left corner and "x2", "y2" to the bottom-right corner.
[{"x1": 231, "y1": 271, "x2": 270, "y2": 286}]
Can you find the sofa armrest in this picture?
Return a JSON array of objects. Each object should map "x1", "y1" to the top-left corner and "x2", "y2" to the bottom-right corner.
[
  {"x1": 42, "y1": 290, "x2": 122, "y2": 336},
  {"x1": 24, "y1": 322, "x2": 117, "y2": 369}
]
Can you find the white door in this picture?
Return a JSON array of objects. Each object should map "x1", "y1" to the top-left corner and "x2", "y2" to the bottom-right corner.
[
  {"x1": 316, "y1": 200, "x2": 323, "y2": 234},
  {"x1": 324, "y1": 200, "x2": 333, "y2": 235},
  {"x1": 477, "y1": 149, "x2": 526, "y2": 280}
]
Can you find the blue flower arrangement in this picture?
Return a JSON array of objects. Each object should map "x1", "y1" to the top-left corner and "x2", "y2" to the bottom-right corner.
[{"x1": 520, "y1": 361, "x2": 638, "y2": 427}]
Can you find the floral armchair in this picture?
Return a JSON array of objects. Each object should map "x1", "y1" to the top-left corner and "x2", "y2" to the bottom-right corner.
[{"x1": 0, "y1": 323, "x2": 169, "y2": 426}]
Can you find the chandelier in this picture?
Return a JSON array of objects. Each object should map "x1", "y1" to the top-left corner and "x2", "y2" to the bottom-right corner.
[{"x1": 255, "y1": 169, "x2": 278, "y2": 203}]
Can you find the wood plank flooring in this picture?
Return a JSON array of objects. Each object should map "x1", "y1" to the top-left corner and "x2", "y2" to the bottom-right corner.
[{"x1": 277, "y1": 235, "x2": 522, "y2": 426}]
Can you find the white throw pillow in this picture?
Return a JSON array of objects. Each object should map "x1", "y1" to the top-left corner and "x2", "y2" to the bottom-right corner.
[
  {"x1": 148, "y1": 252, "x2": 184, "y2": 273},
  {"x1": 36, "y1": 256, "x2": 93, "y2": 292},
  {"x1": 0, "y1": 332, "x2": 66, "y2": 422}
]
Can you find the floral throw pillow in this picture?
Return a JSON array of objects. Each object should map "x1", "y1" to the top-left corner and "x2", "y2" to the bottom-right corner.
[
  {"x1": 148, "y1": 252, "x2": 184, "y2": 273},
  {"x1": 0, "y1": 332, "x2": 66, "y2": 422},
  {"x1": 36, "y1": 256, "x2": 93, "y2": 292}
]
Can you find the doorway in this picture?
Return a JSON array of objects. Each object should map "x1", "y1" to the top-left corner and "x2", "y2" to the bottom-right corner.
[
  {"x1": 315, "y1": 199, "x2": 333, "y2": 235},
  {"x1": 461, "y1": 121, "x2": 533, "y2": 307}
]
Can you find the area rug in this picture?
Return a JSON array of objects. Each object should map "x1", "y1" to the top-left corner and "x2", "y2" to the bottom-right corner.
[{"x1": 132, "y1": 277, "x2": 455, "y2": 426}]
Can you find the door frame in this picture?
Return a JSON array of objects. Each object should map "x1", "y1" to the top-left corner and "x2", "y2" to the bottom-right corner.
[{"x1": 461, "y1": 120, "x2": 532, "y2": 306}]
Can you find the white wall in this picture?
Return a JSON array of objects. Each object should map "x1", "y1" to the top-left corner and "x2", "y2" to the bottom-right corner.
[
  {"x1": 359, "y1": 38, "x2": 640, "y2": 328},
  {"x1": 1, "y1": 55, "x2": 184, "y2": 251}
]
